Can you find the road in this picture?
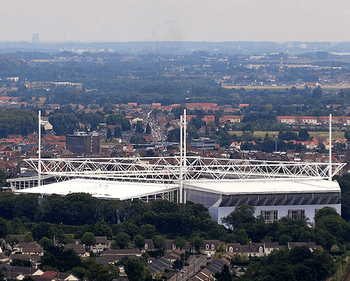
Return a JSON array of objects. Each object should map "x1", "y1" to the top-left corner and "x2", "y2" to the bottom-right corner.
[{"x1": 169, "y1": 255, "x2": 207, "y2": 281}]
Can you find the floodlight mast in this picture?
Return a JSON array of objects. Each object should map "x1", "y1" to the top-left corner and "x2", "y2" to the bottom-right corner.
[
  {"x1": 38, "y1": 110, "x2": 41, "y2": 187},
  {"x1": 179, "y1": 109, "x2": 187, "y2": 204},
  {"x1": 179, "y1": 115, "x2": 183, "y2": 203},
  {"x1": 329, "y1": 114, "x2": 332, "y2": 182},
  {"x1": 183, "y1": 109, "x2": 187, "y2": 203}
]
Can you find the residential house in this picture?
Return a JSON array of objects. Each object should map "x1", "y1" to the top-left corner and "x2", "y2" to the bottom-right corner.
[
  {"x1": 9, "y1": 253, "x2": 41, "y2": 267},
  {"x1": 1, "y1": 265, "x2": 43, "y2": 280},
  {"x1": 165, "y1": 239, "x2": 177, "y2": 252},
  {"x1": 13, "y1": 242, "x2": 44, "y2": 256},
  {"x1": 263, "y1": 242, "x2": 283, "y2": 255},
  {"x1": 219, "y1": 115, "x2": 242, "y2": 123},
  {"x1": 144, "y1": 239, "x2": 155, "y2": 251},
  {"x1": 277, "y1": 116, "x2": 297, "y2": 124},
  {"x1": 147, "y1": 257, "x2": 172, "y2": 276},
  {"x1": 202, "y1": 240, "x2": 221, "y2": 256},
  {"x1": 287, "y1": 242, "x2": 317, "y2": 252},
  {"x1": 186, "y1": 103, "x2": 217, "y2": 111},
  {"x1": 91, "y1": 236, "x2": 110, "y2": 253},
  {"x1": 230, "y1": 141, "x2": 241, "y2": 150},
  {"x1": 203, "y1": 115, "x2": 215, "y2": 123},
  {"x1": 190, "y1": 259, "x2": 229, "y2": 281},
  {"x1": 96, "y1": 248, "x2": 141, "y2": 265},
  {"x1": 64, "y1": 243, "x2": 89, "y2": 257},
  {"x1": 300, "y1": 116, "x2": 318, "y2": 125},
  {"x1": 226, "y1": 242, "x2": 285, "y2": 257},
  {"x1": 163, "y1": 250, "x2": 182, "y2": 263}
]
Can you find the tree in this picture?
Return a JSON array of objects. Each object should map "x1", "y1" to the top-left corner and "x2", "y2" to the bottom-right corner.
[
  {"x1": 214, "y1": 264, "x2": 232, "y2": 281},
  {"x1": 113, "y1": 232, "x2": 130, "y2": 249},
  {"x1": 124, "y1": 258, "x2": 148, "y2": 281},
  {"x1": 314, "y1": 207, "x2": 339, "y2": 222},
  {"x1": 114, "y1": 127, "x2": 122, "y2": 138},
  {"x1": 140, "y1": 224, "x2": 156, "y2": 239},
  {"x1": 117, "y1": 222, "x2": 140, "y2": 240},
  {"x1": 278, "y1": 234, "x2": 293, "y2": 245},
  {"x1": 134, "y1": 235, "x2": 146, "y2": 251},
  {"x1": 330, "y1": 244, "x2": 340, "y2": 254},
  {"x1": 24, "y1": 232, "x2": 34, "y2": 242},
  {"x1": 173, "y1": 259, "x2": 184, "y2": 270},
  {"x1": 49, "y1": 113, "x2": 79, "y2": 135},
  {"x1": 345, "y1": 130, "x2": 350, "y2": 142},
  {"x1": 87, "y1": 263, "x2": 119, "y2": 281},
  {"x1": 174, "y1": 236, "x2": 186, "y2": 250},
  {"x1": 0, "y1": 168, "x2": 9, "y2": 187},
  {"x1": 191, "y1": 116, "x2": 205, "y2": 130},
  {"x1": 32, "y1": 222, "x2": 56, "y2": 241},
  {"x1": 312, "y1": 86, "x2": 323, "y2": 99},
  {"x1": 153, "y1": 235, "x2": 166, "y2": 251},
  {"x1": 130, "y1": 134, "x2": 146, "y2": 144},
  {"x1": 39, "y1": 237, "x2": 54, "y2": 251},
  {"x1": 10, "y1": 258, "x2": 32, "y2": 267},
  {"x1": 191, "y1": 235, "x2": 204, "y2": 254},
  {"x1": 107, "y1": 128, "x2": 112, "y2": 139},
  {"x1": 0, "y1": 218, "x2": 10, "y2": 238},
  {"x1": 93, "y1": 222, "x2": 112, "y2": 239},
  {"x1": 298, "y1": 129, "x2": 310, "y2": 141},
  {"x1": 70, "y1": 267, "x2": 87, "y2": 280},
  {"x1": 135, "y1": 121, "x2": 144, "y2": 134},
  {"x1": 22, "y1": 277, "x2": 35, "y2": 281},
  {"x1": 261, "y1": 138, "x2": 275, "y2": 153},
  {"x1": 81, "y1": 232, "x2": 96, "y2": 251},
  {"x1": 222, "y1": 205, "x2": 256, "y2": 229},
  {"x1": 167, "y1": 128, "x2": 180, "y2": 142},
  {"x1": 231, "y1": 253, "x2": 249, "y2": 265},
  {"x1": 40, "y1": 246, "x2": 83, "y2": 272},
  {"x1": 145, "y1": 123, "x2": 152, "y2": 134}
]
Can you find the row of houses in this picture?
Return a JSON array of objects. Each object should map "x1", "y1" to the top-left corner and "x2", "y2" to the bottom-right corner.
[
  {"x1": 184, "y1": 115, "x2": 350, "y2": 126},
  {"x1": 0, "y1": 265, "x2": 79, "y2": 281},
  {"x1": 1, "y1": 236, "x2": 318, "y2": 264},
  {"x1": 0, "y1": 233, "x2": 319, "y2": 280},
  {"x1": 230, "y1": 138, "x2": 348, "y2": 151},
  {"x1": 277, "y1": 115, "x2": 350, "y2": 125}
]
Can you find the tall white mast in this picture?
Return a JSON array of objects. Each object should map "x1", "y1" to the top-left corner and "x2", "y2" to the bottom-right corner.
[
  {"x1": 38, "y1": 110, "x2": 41, "y2": 187},
  {"x1": 179, "y1": 115, "x2": 183, "y2": 203},
  {"x1": 183, "y1": 109, "x2": 187, "y2": 203},
  {"x1": 329, "y1": 114, "x2": 332, "y2": 182}
]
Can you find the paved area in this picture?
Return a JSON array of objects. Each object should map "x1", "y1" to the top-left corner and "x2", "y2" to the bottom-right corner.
[{"x1": 169, "y1": 255, "x2": 207, "y2": 281}]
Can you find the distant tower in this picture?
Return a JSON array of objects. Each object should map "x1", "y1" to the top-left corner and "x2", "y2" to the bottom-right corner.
[{"x1": 32, "y1": 33, "x2": 40, "y2": 44}]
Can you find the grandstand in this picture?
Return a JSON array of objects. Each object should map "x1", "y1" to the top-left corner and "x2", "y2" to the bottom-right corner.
[{"x1": 8, "y1": 156, "x2": 345, "y2": 224}]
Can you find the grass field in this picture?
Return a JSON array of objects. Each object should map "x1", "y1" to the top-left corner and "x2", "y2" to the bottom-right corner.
[{"x1": 229, "y1": 131, "x2": 345, "y2": 139}]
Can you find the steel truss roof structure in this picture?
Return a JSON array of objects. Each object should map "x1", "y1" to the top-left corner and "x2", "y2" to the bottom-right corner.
[{"x1": 24, "y1": 156, "x2": 345, "y2": 183}]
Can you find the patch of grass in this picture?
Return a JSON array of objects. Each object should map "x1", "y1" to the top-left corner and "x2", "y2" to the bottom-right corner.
[{"x1": 309, "y1": 131, "x2": 344, "y2": 139}]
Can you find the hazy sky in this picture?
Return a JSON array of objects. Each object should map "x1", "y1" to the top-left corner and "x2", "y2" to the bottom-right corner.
[{"x1": 2, "y1": 0, "x2": 350, "y2": 42}]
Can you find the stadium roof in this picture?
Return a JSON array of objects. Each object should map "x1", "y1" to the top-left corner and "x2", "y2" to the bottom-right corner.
[
  {"x1": 15, "y1": 178, "x2": 179, "y2": 200},
  {"x1": 185, "y1": 179, "x2": 340, "y2": 195},
  {"x1": 15, "y1": 177, "x2": 340, "y2": 201}
]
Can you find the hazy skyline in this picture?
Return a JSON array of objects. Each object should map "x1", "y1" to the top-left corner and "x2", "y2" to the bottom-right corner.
[{"x1": 2, "y1": 0, "x2": 350, "y2": 43}]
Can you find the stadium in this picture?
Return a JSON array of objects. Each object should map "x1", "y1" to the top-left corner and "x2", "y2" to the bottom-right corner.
[
  {"x1": 8, "y1": 156, "x2": 345, "y2": 224},
  {"x1": 6, "y1": 111, "x2": 345, "y2": 224}
]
